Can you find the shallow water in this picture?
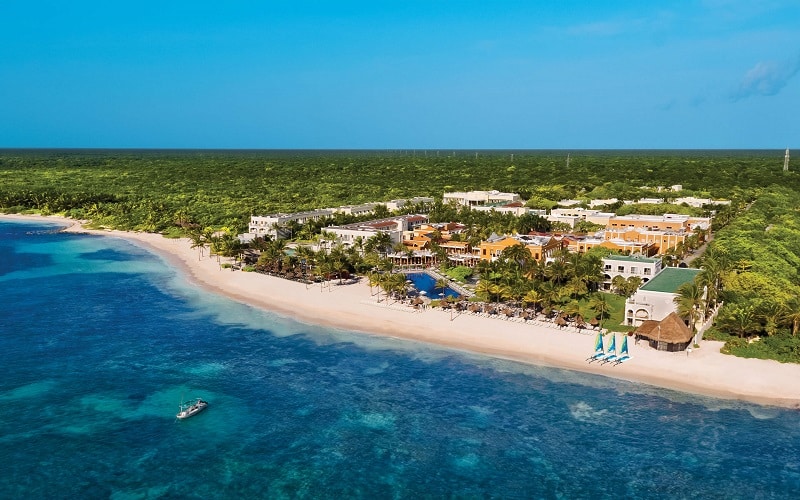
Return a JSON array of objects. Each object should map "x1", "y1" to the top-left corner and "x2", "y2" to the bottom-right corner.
[{"x1": 2, "y1": 220, "x2": 799, "y2": 499}]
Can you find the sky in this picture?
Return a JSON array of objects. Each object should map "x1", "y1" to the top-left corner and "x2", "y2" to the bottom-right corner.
[{"x1": 1, "y1": 0, "x2": 798, "y2": 149}]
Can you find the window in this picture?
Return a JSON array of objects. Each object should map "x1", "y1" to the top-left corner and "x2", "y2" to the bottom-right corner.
[
  {"x1": 644, "y1": 268, "x2": 651, "y2": 275},
  {"x1": 604, "y1": 265, "x2": 611, "y2": 270},
  {"x1": 618, "y1": 266, "x2": 625, "y2": 272},
  {"x1": 631, "y1": 267, "x2": 637, "y2": 274}
]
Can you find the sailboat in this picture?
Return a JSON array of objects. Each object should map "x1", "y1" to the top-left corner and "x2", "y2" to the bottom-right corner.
[
  {"x1": 176, "y1": 397, "x2": 209, "y2": 419},
  {"x1": 613, "y1": 335, "x2": 632, "y2": 365},
  {"x1": 599, "y1": 334, "x2": 618, "y2": 364},
  {"x1": 586, "y1": 332, "x2": 605, "y2": 362}
]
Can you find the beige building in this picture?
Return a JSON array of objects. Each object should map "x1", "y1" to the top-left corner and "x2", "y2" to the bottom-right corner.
[
  {"x1": 327, "y1": 215, "x2": 429, "y2": 247},
  {"x1": 249, "y1": 209, "x2": 334, "y2": 239},
  {"x1": 443, "y1": 190, "x2": 520, "y2": 207}
]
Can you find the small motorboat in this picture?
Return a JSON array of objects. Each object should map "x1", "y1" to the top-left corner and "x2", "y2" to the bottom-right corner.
[{"x1": 176, "y1": 398, "x2": 209, "y2": 419}]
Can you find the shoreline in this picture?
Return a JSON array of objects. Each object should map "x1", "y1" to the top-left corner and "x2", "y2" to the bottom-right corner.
[{"x1": 4, "y1": 213, "x2": 800, "y2": 409}]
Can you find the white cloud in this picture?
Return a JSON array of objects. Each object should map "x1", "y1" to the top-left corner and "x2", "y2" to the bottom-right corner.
[{"x1": 733, "y1": 55, "x2": 800, "y2": 100}]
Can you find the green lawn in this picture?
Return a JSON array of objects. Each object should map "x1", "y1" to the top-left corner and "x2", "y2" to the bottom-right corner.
[{"x1": 578, "y1": 292, "x2": 631, "y2": 333}]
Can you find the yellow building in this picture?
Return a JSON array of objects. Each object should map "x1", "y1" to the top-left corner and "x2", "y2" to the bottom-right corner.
[
  {"x1": 479, "y1": 235, "x2": 562, "y2": 262},
  {"x1": 603, "y1": 228, "x2": 689, "y2": 255}
]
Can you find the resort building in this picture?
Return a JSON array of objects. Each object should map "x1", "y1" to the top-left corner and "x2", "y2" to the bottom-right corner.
[
  {"x1": 549, "y1": 208, "x2": 614, "y2": 226},
  {"x1": 326, "y1": 215, "x2": 429, "y2": 247},
  {"x1": 443, "y1": 190, "x2": 521, "y2": 207},
  {"x1": 673, "y1": 196, "x2": 731, "y2": 208},
  {"x1": 602, "y1": 214, "x2": 711, "y2": 255},
  {"x1": 636, "y1": 198, "x2": 665, "y2": 205},
  {"x1": 440, "y1": 241, "x2": 480, "y2": 266},
  {"x1": 561, "y1": 234, "x2": 657, "y2": 256},
  {"x1": 602, "y1": 228, "x2": 691, "y2": 256},
  {"x1": 384, "y1": 197, "x2": 435, "y2": 211},
  {"x1": 248, "y1": 209, "x2": 334, "y2": 239},
  {"x1": 625, "y1": 267, "x2": 700, "y2": 327},
  {"x1": 333, "y1": 203, "x2": 380, "y2": 216},
  {"x1": 588, "y1": 198, "x2": 619, "y2": 208},
  {"x1": 479, "y1": 234, "x2": 563, "y2": 262},
  {"x1": 607, "y1": 214, "x2": 693, "y2": 232},
  {"x1": 472, "y1": 202, "x2": 533, "y2": 217},
  {"x1": 601, "y1": 255, "x2": 662, "y2": 290},
  {"x1": 616, "y1": 214, "x2": 711, "y2": 232}
]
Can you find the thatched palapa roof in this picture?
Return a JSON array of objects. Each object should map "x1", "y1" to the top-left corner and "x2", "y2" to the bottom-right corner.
[{"x1": 635, "y1": 312, "x2": 693, "y2": 344}]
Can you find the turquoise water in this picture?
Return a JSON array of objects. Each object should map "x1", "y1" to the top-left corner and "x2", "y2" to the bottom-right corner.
[
  {"x1": 2, "y1": 220, "x2": 800, "y2": 499},
  {"x1": 405, "y1": 272, "x2": 460, "y2": 299}
]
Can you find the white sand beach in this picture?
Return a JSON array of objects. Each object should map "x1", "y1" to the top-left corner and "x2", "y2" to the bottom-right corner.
[{"x1": 6, "y1": 214, "x2": 800, "y2": 408}]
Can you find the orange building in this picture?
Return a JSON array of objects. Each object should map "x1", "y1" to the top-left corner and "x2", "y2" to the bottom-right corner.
[
  {"x1": 562, "y1": 235, "x2": 657, "y2": 256},
  {"x1": 603, "y1": 228, "x2": 689, "y2": 256},
  {"x1": 479, "y1": 235, "x2": 562, "y2": 262}
]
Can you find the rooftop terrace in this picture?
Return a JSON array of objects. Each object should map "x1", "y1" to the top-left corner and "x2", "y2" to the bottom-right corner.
[{"x1": 639, "y1": 267, "x2": 700, "y2": 294}]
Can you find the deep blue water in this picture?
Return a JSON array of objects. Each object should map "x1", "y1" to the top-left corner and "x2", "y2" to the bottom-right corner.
[
  {"x1": 2, "y1": 220, "x2": 800, "y2": 499},
  {"x1": 405, "y1": 272, "x2": 460, "y2": 299}
]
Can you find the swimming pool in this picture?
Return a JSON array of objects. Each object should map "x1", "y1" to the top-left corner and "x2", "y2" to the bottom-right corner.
[{"x1": 404, "y1": 272, "x2": 460, "y2": 299}]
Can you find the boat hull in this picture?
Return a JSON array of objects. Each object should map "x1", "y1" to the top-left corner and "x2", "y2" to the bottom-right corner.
[{"x1": 176, "y1": 399, "x2": 208, "y2": 419}]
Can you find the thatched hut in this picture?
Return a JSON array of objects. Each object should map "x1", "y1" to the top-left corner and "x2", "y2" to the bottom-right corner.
[{"x1": 634, "y1": 312, "x2": 694, "y2": 352}]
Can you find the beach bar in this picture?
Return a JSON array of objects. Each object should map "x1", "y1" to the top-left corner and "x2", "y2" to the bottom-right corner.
[{"x1": 634, "y1": 312, "x2": 694, "y2": 352}]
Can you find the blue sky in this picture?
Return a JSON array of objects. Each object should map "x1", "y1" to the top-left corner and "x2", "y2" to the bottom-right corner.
[{"x1": 1, "y1": 1, "x2": 798, "y2": 149}]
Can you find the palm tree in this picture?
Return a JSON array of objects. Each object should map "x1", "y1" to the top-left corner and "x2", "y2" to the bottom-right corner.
[
  {"x1": 316, "y1": 252, "x2": 334, "y2": 291},
  {"x1": 475, "y1": 279, "x2": 494, "y2": 302},
  {"x1": 624, "y1": 276, "x2": 643, "y2": 297},
  {"x1": 188, "y1": 230, "x2": 206, "y2": 260},
  {"x1": 434, "y1": 278, "x2": 449, "y2": 299},
  {"x1": 588, "y1": 293, "x2": 611, "y2": 329},
  {"x1": 758, "y1": 300, "x2": 786, "y2": 336},
  {"x1": 674, "y1": 282, "x2": 704, "y2": 336},
  {"x1": 538, "y1": 281, "x2": 559, "y2": 311},
  {"x1": 719, "y1": 304, "x2": 758, "y2": 338},
  {"x1": 367, "y1": 231, "x2": 393, "y2": 257},
  {"x1": 295, "y1": 245, "x2": 316, "y2": 284},
  {"x1": 366, "y1": 270, "x2": 382, "y2": 297},
  {"x1": 329, "y1": 243, "x2": 349, "y2": 284},
  {"x1": 501, "y1": 243, "x2": 533, "y2": 271},
  {"x1": 545, "y1": 259, "x2": 570, "y2": 285},
  {"x1": 782, "y1": 298, "x2": 800, "y2": 337},
  {"x1": 611, "y1": 275, "x2": 627, "y2": 296},
  {"x1": 522, "y1": 289, "x2": 542, "y2": 314},
  {"x1": 563, "y1": 300, "x2": 582, "y2": 320}
]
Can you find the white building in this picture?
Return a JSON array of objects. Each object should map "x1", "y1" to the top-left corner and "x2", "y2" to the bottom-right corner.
[
  {"x1": 443, "y1": 190, "x2": 520, "y2": 207},
  {"x1": 588, "y1": 198, "x2": 619, "y2": 208},
  {"x1": 249, "y1": 209, "x2": 334, "y2": 239},
  {"x1": 673, "y1": 196, "x2": 731, "y2": 208},
  {"x1": 333, "y1": 203, "x2": 379, "y2": 216},
  {"x1": 549, "y1": 208, "x2": 614, "y2": 226},
  {"x1": 472, "y1": 204, "x2": 531, "y2": 217},
  {"x1": 384, "y1": 197, "x2": 435, "y2": 211},
  {"x1": 625, "y1": 267, "x2": 700, "y2": 326},
  {"x1": 602, "y1": 255, "x2": 662, "y2": 290},
  {"x1": 326, "y1": 215, "x2": 429, "y2": 247}
]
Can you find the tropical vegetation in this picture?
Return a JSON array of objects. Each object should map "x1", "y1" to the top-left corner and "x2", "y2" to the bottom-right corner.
[{"x1": 3, "y1": 149, "x2": 800, "y2": 361}]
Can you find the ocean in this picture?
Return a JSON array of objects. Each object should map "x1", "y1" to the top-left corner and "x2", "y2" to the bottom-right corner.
[{"x1": 2, "y1": 219, "x2": 799, "y2": 499}]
